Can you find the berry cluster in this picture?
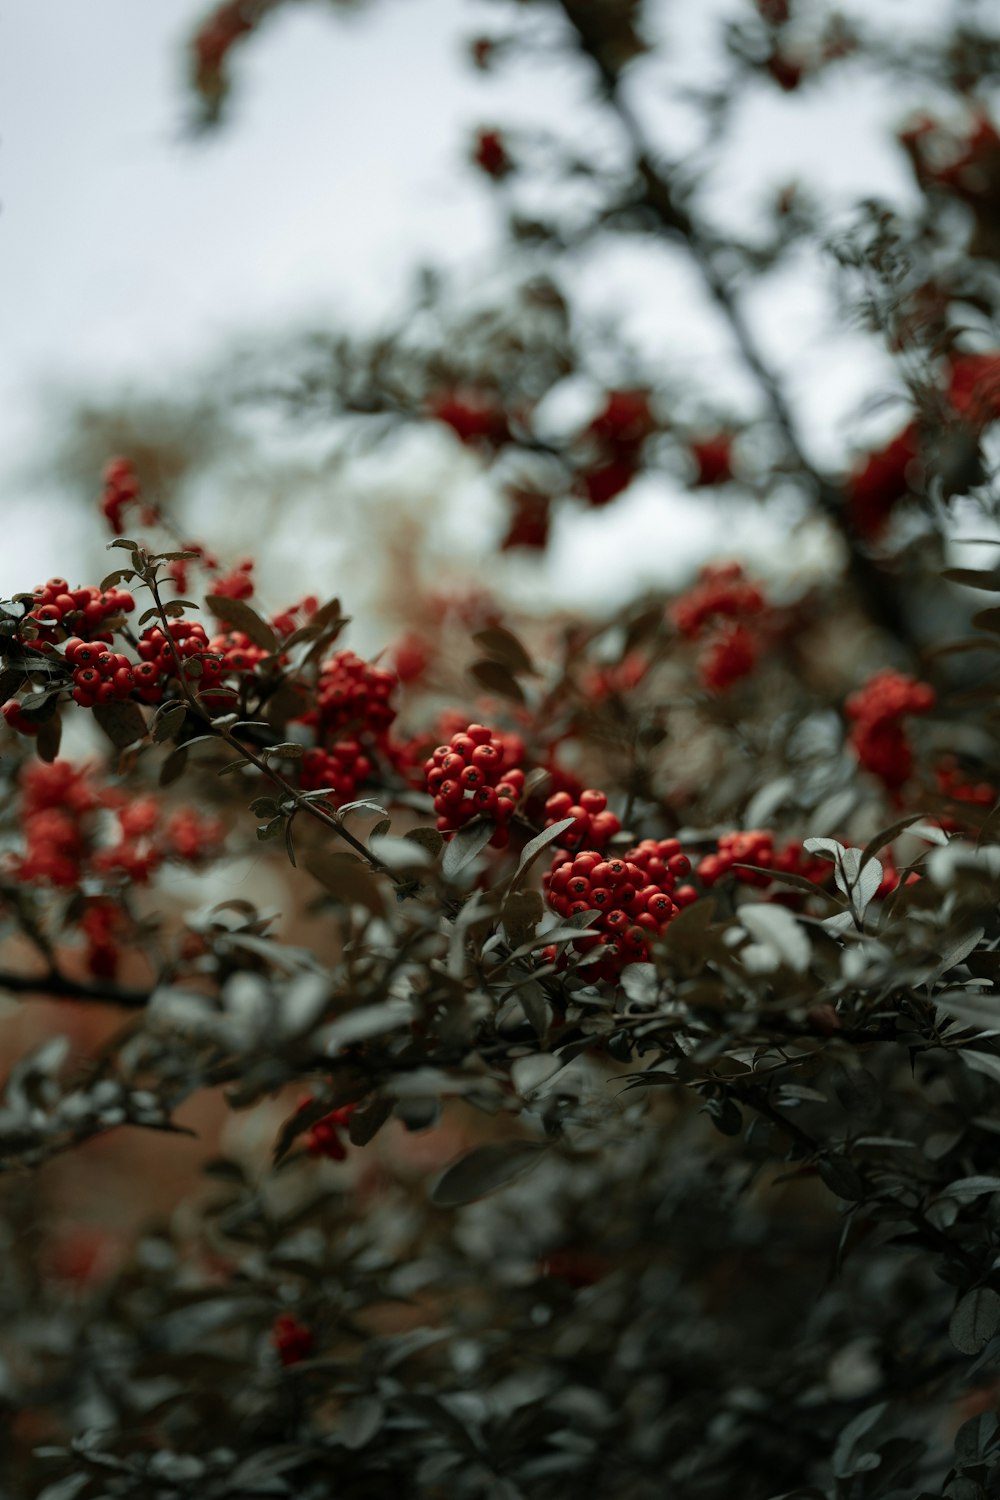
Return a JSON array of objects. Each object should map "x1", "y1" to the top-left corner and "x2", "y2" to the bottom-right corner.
[
  {"x1": 270, "y1": 593, "x2": 320, "y2": 640},
  {"x1": 671, "y1": 562, "x2": 765, "y2": 637},
  {"x1": 165, "y1": 542, "x2": 217, "y2": 598},
  {"x1": 392, "y1": 631, "x2": 431, "y2": 685},
  {"x1": 431, "y1": 389, "x2": 510, "y2": 449},
  {"x1": 542, "y1": 837, "x2": 697, "y2": 980},
  {"x1": 588, "y1": 389, "x2": 656, "y2": 451},
  {"x1": 165, "y1": 806, "x2": 226, "y2": 862},
  {"x1": 10, "y1": 762, "x2": 223, "y2": 977},
  {"x1": 311, "y1": 651, "x2": 398, "y2": 737},
  {"x1": 700, "y1": 623, "x2": 758, "y2": 693},
  {"x1": 846, "y1": 670, "x2": 935, "y2": 793},
  {"x1": 28, "y1": 579, "x2": 135, "y2": 643},
  {"x1": 210, "y1": 559, "x2": 256, "y2": 603},
  {"x1": 206, "y1": 628, "x2": 269, "y2": 675},
  {"x1": 13, "y1": 762, "x2": 224, "y2": 888},
  {"x1": 472, "y1": 128, "x2": 512, "y2": 179},
  {"x1": 757, "y1": 0, "x2": 790, "y2": 25},
  {"x1": 900, "y1": 108, "x2": 1000, "y2": 206},
  {"x1": 293, "y1": 651, "x2": 399, "y2": 804},
  {"x1": 846, "y1": 424, "x2": 920, "y2": 539},
  {"x1": 936, "y1": 757, "x2": 996, "y2": 809},
  {"x1": 577, "y1": 389, "x2": 656, "y2": 510},
  {"x1": 696, "y1": 829, "x2": 830, "y2": 891},
  {"x1": 192, "y1": 1, "x2": 255, "y2": 104},
  {"x1": 425, "y1": 724, "x2": 525, "y2": 848},
  {"x1": 543, "y1": 788, "x2": 621, "y2": 851},
  {"x1": 100, "y1": 457, "x2": 142, "y2": 534},
  {"x1": 876, "y1": 857, "x2": 920, "y2": 899},
  {"x1": 81, "y1": 901, "x2": 126, "y2": 980},
  {"x1": 64, "y1": 641, "x2": 140, "y2": 709},
  {"x1": 500, "y1": 489, "x2": 551, "y2": 552},
  {"x1": 300, "y1": 741, "x2": 374, "y2": 804},
  {"x1": 2, "y1": 700, "x2": 40, "y2": 736},
  {"x1": 947, "y1": 351, "x2": 1000, "y2": 431},
  {"x1": 582, "y1": 651, "x2": 649, "y2": 702},
  {"x1": 671, "y1": 563, "x2": 767, "y2": 692},
  {"x1": 766, "y1": 49, "x2": 805, "y2": 91},
  {"x1": 305, "y1": 1102, "x2": 358, "y2": 1161},
  {"x1": 271, "y1": 1313, "x2": 315, "y2": 1368},
  {"x1": 689, "y1": 434, "x2": 734, "y2": 488},
  {"x1": 135, "y1": 620, "x2": 225, "y2": 703}
]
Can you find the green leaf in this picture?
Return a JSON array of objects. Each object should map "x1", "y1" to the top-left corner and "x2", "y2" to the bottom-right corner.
[
  {"x1": 217, "y1": 757, "x2": 251, "y2": 776},
  {"x1": 961, "y1": 1049, "x2": 1000, "y2": 1085},
  {"x1": 817, "y1": 1154, "x2": 866, "y2": 1201},
  {"x1": 152, "y1": 702, "x2": 187, "y2": 743},
  {"x1": 502, "y1": 888, "x2": 543, "y2": 947},
  {"x1": 92, "y1": 700, "x2": 147, "y2": 749},
  {"x1": 860, "y1": 814, "x2": 929, "y2": 867},
  {"x1": 20, "y1": 689, "x2": 56, "y2": 713},
  {"x1": 972, "y1": 606, "x2": 1000, "y2": 634},
  {"x1": 249, "y1": 796, "x2": 281, "y2": 819},
  {"x1": 943, "y1": 567, "x2": 1000, "y2": 590},
  {"x1": 348, "y1": 1094, "x2": 393, "y2": 1147},
  {"x1": 403, "y1": 826, "x2": 444, "y2": 857},
  {"x1": 204, "y1": 595, "x2": 277, "y2": 651},
  {"x1": 939, "y1": 1175, "x2": 1000, "y2": 1201},
  {"x1": 35, "y1": 713, "x2": 62, "y2": 764},
  {"x1": 369, "y1": 835, "x2": 433, "y2": 872},
  {"x1": 336, "y1": 798, "x2": 388, "y2": 819},
  {"x1": 442, "y1": 819, "x2": 495, "y2": 879},
  {"x1": 159, "y1": 745, "x2": 188, "y2": 786},
  {"x1": 430, "y1": 1140, "x2": 547, "y2": 1207},
  {"x1": 935, "y1": 991, "x2": 1000, "y2": 1033},
  {"x1": 99, "y1": 569, "x2": 133, "y2": 591},
  {"x1": 939, "y1": 927, "x2": 986, "y2": 972},
  {"x1": 306, "y1": 852, "x2": 384, "y2": 916},
  {"x1": 514, "y1": 818, "x2": 574, "y2": 882},
  {"x1": 468, "y1": 658, "x2": 525, "y2": 703},
  {"x1": 950, "y1": 1287, "x2": 1000, "y2": 1354},
  {"x1": 472, "y1": 625, "x2": 535, "y2": 676}
]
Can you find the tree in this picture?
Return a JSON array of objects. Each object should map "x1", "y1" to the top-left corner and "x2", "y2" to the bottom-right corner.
[{"x1": 6, "y1": 2, "x2": 1000, "y2": 1497}]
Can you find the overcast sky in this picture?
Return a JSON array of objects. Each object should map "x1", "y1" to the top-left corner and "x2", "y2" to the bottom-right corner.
[{"x1": 0, "y1": 0, "x2": 958, "y2": 614}]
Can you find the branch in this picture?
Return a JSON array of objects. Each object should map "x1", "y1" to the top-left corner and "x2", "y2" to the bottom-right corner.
[
  {"x1": 561, "y1": 17, "x2": 917, "y2": 650},
  {"x1": 0, "y1": 967, "x2": 151, "y2": 1009},
  {"x1": 144, "y1": 566, "x2": 406, "y2": 884}
]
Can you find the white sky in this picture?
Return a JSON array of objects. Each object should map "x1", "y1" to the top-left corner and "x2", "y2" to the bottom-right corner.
[{"x1": 0, "y1": 0, "x2": 965, "y2": 618}]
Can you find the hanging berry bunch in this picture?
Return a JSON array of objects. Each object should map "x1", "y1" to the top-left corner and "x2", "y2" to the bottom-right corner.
[
  {"x1": 845, "y1": 669, "x2": 935, "y2": 795},
  {"x1": 424, "y1": 723, "x2": 526, "y2": 848},
  {"x1": 670, "y1": 562, "x2": 768, "y2": 692},
  {"x1": 27, "y1": 579, "x2": 135, "y2": 645},
  {"x1": 696, "y1": 829, "x2": 831, "y2": 894},
  {"x1": 542, "y1": 788, "x2": 621, "y2": 851},
  {"x1": 542, "y1": 837, "x2": 697, "y2": 980}
]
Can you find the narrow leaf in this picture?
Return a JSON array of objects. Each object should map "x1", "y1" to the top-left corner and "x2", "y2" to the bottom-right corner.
[
  {"x1": 442, "y1": 819, "x2": 495, "y2": 879},
  {"x1": 204, "y1": 595, "x2": 278, "y2": 651},
  {"x1": 431, "y1": 1140, "x2": 547, "y2": 1207}
]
